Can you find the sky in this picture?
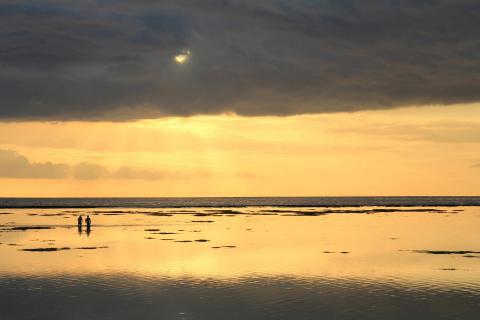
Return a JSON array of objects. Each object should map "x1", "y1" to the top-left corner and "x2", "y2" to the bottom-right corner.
[{"x1": 0, "y1": 0, "x2": 479, "y2": 196}]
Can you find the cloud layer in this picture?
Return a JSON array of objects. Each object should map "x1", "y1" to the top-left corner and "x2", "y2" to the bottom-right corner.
[{"x1": 1, "y1": 0, "x2": 480, "y2": 120}]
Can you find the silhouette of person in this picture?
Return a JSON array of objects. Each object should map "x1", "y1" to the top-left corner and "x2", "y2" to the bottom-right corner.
[
  {"x1": 77, "y1": 215, "x2": 83, "y2": 234},
  {"x1": 85, "y1": 215, "x2": 91, "y2": 229}
]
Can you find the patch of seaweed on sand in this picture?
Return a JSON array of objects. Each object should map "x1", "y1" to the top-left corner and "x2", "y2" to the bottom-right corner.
[
  {"x1": 22, "y1": 247, "x2": 71, "y2": 252},
  {"x1": 259, "y1": 210, "x2": 327, "y2": 216},
  {"x1": 146, "y1": 212, "x2": 173, "y2": 217},
  {"x1": 21, "y1": 246, "x2": 108, "y2": 252},
  {"x1": 151, "y1": 232, "x2": 177, "y2": 235},
  {"x1": 1, "y1": 226, "x2": 54, "y2": 232},
  {"x1": 407, "y1": 250, "x2": 480, "y2": 258},
  {"x1": 323, "y1": 251, "x2": 350, "y2": 254},
  {"x1": 38, "y1": 213, "x2": 68, "y2": 217},
  {"x1": 204, "y1": 209, "x2": 244, "y2": 214},
  {"x1": 92, "y1": 210, "x2": 132, "y2": 214},
  {"x1": 413, "y1": 250, "x2": 480, "y2": 255},
  {"x1": 260, "y1": 208, "x2": 449, "y2": 216},
  {"x1": 163, "y1": 210, "x2": 196, "y2": 214}
]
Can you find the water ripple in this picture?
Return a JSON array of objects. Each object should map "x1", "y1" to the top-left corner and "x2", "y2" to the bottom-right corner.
[{"x1": 1, "y1": 272, "x2": 478, "y2": 320}]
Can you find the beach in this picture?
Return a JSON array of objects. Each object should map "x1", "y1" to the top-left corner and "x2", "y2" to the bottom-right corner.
[
  {"x1": 1, "y1": 200, "x2": 479, "y2": 319},
  {"x1": 3, "y1": 0, "x2": 479, "y2": 318}
]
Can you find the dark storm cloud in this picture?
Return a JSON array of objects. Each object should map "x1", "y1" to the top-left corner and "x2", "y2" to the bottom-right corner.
[{"x1": 0, "y1": 0, "x2": 479, "y2": 120}]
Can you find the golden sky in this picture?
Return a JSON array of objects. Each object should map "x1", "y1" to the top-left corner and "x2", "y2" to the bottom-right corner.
[{"x1": 1, "y1": 103, "x2": 479, "y2": 197}]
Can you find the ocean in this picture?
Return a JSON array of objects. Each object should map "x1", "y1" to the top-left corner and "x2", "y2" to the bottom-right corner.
[{"x1": 1, "y1": 196, "x2": 480, "y2": 208}]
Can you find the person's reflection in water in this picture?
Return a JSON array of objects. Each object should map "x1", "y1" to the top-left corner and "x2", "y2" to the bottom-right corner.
[{"x1": 85, "y1": 215, "x2": 91, "y2": 236}]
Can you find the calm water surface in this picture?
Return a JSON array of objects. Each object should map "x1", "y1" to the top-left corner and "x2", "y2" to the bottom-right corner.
[{"x1": 0, "y1": 204, "x2": 479, "y2": 319}]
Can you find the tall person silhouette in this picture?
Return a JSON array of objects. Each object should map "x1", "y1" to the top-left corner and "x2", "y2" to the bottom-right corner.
[{"x1": 85, "y1": 215, "x2": 91, "y2": 230}]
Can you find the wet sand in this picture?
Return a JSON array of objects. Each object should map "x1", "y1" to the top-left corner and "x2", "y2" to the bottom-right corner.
[{"x1": 0, "y1": 206, "x2": 479, "y2": 319}]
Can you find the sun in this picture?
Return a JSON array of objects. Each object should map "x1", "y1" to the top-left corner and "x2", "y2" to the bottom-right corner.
[{"x1": 174, "y1": 49, "x2": 191, "y2": 64}]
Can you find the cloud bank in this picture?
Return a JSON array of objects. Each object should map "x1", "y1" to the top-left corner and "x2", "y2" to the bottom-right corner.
[
  {"x1": 0, "y1": 149, "x2": 203, "y2": 180},
  {"x1": 0, "y1": 149, "x2": 69, "y2": 178},
  {"x1": 1, "y1": 0, "x2": 479, "y2": 120}
]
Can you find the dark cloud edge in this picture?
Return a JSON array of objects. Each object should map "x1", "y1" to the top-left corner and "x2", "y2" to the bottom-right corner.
[{"x1": 1, "y1": 100, "x2": 478, "y2": 123}]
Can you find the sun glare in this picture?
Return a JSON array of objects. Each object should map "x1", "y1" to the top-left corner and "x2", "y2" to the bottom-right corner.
[{"x1": 174, "y1": 49, "x2": 191, "y2": 64}]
